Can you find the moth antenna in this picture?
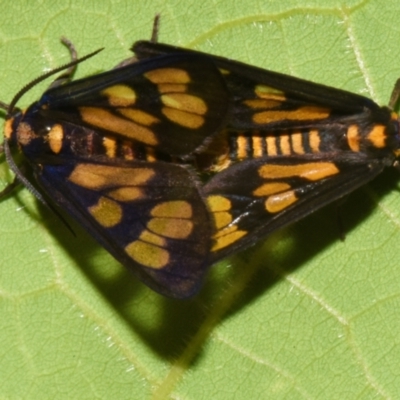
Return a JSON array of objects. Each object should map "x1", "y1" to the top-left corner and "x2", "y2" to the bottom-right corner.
[{"x1": 7, "y1": 47, "x2": 103, "y2": 117}]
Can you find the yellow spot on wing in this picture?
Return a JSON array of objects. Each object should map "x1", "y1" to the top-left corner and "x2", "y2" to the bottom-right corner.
[
  {"x1": 108, "y1": 187, "x2": 144, "y2": 201},
  {"x1": 151, "y1": 201, "x2": 192, "y2": 218},
  {"x1": 253, "y1": 182, "x2": 291, "y2": 197},
  {"x1": 101, "y1": 84, "x2": 136, "y2": 106},
  {"x1": 243, "y1": 99, "x2": 282, "y2": 109},
  {"x1": 79, "y1": 107, "x2": 158, "y2": 145},
  {"x1": 218, "y1": 68, "x2": 230, "y2": 75},
  {"x1": 125, "y1": 241, "x2": 169, "y2": 269},
  {"x1": 162, "y1": 108, "x2": 204, "y2": 129},
  {"x1": 89, "y1": 197, "x2": 122, "y2": 227},
  {"x1": 265, "y1": 190, "x2": 297, "y2": 213},
  {"x1": 258, "y1": 162, "x2": 339, "y2": 181},
  {"x1": 254, "y1": 106, "x2": 330, "y2": 124},
  {"x1": 48, "y1": 124, "x2": 64, "y2": 154},
  {"x1": 69, "y1": 164, "x2": 155, "y2": 189},
  {"x1": 139, "y1": 229, "x2": 166, "y2": 247},
  {"x1": 145, "y1": 68, "x2": 190, "y2": 84},
  {"x1": 157, "y1": 83, "x2": 187, "y2": 93},
  {"x1": 118, "y1": 108, "x2": 159, "y2": 126},
  {"x1": 212, "y1": 227, "x2": 247, "y2": 251},
  {"x1": 255, "y1": 85, "x2": 286, "y2": 101},
  {"x1": 207, "y1": 195, "x2": 231, "y2": 212},
  {"x1": 161, "y1": 93, "x2": 207, "y2": 115},
  {"x1": 147, "y1": 218, "x2": 193, "y2": 239},
  {"x1": 213, "y1": 212, "x2": 232, "y2": 229},
  {"x1": 207, "y1": 196, "x2": 233, "y2": 229}
]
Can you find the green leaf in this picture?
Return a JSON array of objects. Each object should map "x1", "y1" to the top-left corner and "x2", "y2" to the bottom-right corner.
[{"x1": 1, "y1": 1, "x2": 400, "y2": 399}]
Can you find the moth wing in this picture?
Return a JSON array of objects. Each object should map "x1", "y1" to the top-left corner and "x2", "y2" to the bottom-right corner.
[
  {"x1": 36, "y1": 157, "x2": 211, "y2": 298},
  {"x1": 37, "y1": 53, "x2": 230, "y2": 157},
  {"x1": 204, "y1": 153, "x2": 384, "y2": 262}
]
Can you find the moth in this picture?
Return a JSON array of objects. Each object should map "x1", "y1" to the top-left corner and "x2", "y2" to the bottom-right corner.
[
  {"x1": 0, "y1": 39, "x2": 231, "y2": 298},
  {"x1": 133, "y1": 33, "x2": 400, "y2": 265}
]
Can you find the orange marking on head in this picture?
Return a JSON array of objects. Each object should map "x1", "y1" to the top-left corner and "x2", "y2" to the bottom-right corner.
[
  {"x1": 347, "y1": 125, "x2": 360, "y2": 152},
  {"x1": 48, "y1": 124, "x2": 64, "y2": 154},
  {"x1": 4, "y1": 118, "x2": 13, "y2": 140}
]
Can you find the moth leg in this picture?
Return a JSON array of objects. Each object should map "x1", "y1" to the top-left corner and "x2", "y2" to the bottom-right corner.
[
  {"x1": 335, "y1": 196, "x2": 349, "y2": 241},
  {"x1": 389, "y1": 78, "x2": 400, "y2": 110},
  {"x1": 0, "y1": 143, "x2": 25, "y2": 199},
  {"x1": 0, "y1": 173, "x2": 20, "y2": 199},
  {"x1": 0, "y1": 141, "x2": 20, "y2": 199},
  {"x1": 114, "y1": 14, "x2": 161, "y2": 69},
  {"x1": 48, "y1": 37, "x2": 79, "y2": 89},
  {"x1": 150, "y1": 14, "x2": 160, "y2": 42}
]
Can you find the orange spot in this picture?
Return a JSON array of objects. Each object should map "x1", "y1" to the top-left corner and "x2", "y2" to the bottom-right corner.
[
  {"x1": 254, "y1": 106, "x2": 330, "y2": 124},
  {"x1": 265, "y1": 190, "x2": 297, "y2": 213},
  {"x1": 125, "y1": 241, "x2": 169, "y2": 269},
  {"x1": 367, "y1": 125, "x2": 386, "y2": 148},
  {"x1": 88, "y1": 197, "x2": 122, "y2": 227},
  {"x1": 48, "y1": 124, "x2": 64, "y2": 154},
  {"x1": 80, "y1": 107, "x2": 158, "y2": 145},
  {"x1": 347, "y1": 125, "x2": 360, "y2": 152},
  {"x1": 309, "y1": 130, "x2": 321, "y2": 152},
  {"x1": 253, "y1": 182, "x2": 291, "y2": 197},
  {"x1": 145, "y1": 68, "x2": 190, "y2": 84},
  {"x1": 259, "y1": 162, "x2": 339, "y2": 181}
]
